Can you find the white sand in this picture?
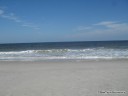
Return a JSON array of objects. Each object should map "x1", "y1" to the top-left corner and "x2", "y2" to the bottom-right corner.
[{"x1": 0, "y1": 60, "x2": 128, "y2": 96}]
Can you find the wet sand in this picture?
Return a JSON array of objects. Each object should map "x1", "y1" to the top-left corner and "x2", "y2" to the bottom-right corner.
[{"x1": 0, "y1": 60, "x2": 128, "y2": 96}]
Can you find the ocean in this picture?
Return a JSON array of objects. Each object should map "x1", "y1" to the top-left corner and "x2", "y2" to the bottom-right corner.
[{"x1": 0, "y1": 40, "x2": 128, "y2": 61}]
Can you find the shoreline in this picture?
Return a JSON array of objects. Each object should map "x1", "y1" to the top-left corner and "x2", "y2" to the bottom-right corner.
[{"x1": 0, "y1": 57, "x2": 128, "y2": 62}]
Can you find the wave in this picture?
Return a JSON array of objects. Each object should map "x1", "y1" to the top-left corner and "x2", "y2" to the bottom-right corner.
[{"x1": 0, "y1": 48, "x2": 128, "y2": 60}]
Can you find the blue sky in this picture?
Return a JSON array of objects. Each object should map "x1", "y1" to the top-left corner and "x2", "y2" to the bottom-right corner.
[{"x1": 0, "y1": 0, "x2": 128, "y2": 43}]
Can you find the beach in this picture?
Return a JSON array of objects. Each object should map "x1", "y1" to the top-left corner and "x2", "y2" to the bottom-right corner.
[{"x1": 0, "y1": 59, "x2": 127, "y2": 96}]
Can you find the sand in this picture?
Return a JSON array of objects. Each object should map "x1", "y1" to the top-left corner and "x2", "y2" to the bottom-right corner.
[{"x1": 0, "y1": 59, "x2": 128, "y2": 96}]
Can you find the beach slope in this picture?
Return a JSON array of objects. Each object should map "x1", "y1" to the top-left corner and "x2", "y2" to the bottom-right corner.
[{"x1": 0, "y1": 60, "x2": 128, "y2": 96}]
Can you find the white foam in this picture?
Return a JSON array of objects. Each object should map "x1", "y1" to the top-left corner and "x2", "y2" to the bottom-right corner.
[{"x1": 0, "y1": 48, "x2": 128, "y2": 61}]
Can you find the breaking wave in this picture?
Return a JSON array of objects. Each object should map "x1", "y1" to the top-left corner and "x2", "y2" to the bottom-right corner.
[{"x1": 0, "y1": 48, "x2": 128, "y2": 61}]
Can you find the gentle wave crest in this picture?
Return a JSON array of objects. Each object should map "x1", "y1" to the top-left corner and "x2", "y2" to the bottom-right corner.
[{"x1": 0, "y1": 48, "x2": 128, "y2": 60}]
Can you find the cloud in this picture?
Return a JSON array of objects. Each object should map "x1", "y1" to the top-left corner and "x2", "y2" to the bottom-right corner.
[
  {"x1": 1, "y1": 12, "x2": 22, "y2": 23},
  {"x1": 0, "y1": 9, "x2": 4, "y2": 16},
  {"x1": 94, "y1": 21, "x2": 116, "y2": 26},
  {"x1": 76, "y1": 26, "x2": 92, "y2": 31},
  {"x1": 0, "y1": 8, "x2": 40, "y2": 30},
  {"x1": 94, "y1": 21, "x2": 128, "y2": 31},
  {"x1": 73, "y1": 26, "x2": 92, "y2": 34},
  {"x1": 0, "y1": 9, "x2": 4, "y2": 15},
  {"x1": 22, "y1": 23, "x2": 40, "y2": 30},
  {"x1": 0, "y1": 9, "x2": 21, "y2": 22},
  {"x1": 71, "y1": 21, "x2": 128, "y2": 41}
]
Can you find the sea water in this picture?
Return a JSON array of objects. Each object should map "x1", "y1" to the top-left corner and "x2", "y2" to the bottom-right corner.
[{"x1": 0, "y1": 41, "x2": 128, "y2": 61}]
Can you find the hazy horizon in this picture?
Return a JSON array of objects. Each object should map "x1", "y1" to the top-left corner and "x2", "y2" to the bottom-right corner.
[{"x1": 0, "y1": 40, "x2": 128, "y2": 45}]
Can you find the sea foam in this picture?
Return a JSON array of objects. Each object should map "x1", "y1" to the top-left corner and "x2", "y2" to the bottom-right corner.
[{"x1": 0, "y1": 48, "x2": 128, "y2": 60}]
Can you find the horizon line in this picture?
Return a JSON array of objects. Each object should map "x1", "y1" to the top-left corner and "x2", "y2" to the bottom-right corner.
[{"x1": 0, "y1": 40, "x2": 128, "y2": 45}]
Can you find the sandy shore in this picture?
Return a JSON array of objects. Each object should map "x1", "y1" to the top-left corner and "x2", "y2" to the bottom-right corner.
[{"x1": 0, "y1": 59, "x2": 128, "y2": 96}]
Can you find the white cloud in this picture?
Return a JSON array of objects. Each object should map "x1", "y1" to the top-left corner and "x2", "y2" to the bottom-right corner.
[
  {"x1": 1, "y1": 13, "x2": 21, "y2": 23},
  {"x1": 22, "y1": 23, "x2": 40, "y2": 30},
  {"x1": 95, "y1": 21, "x2": 128, "y2": 31},
  {"x1": 76, "y1": 26, "x2": 92, "y2": 31},
  {"x1": 0, "y1": 8, "x2": 40, "y2": 30},
  {"x1": 0, "y1": 9, "x2": 4, "y2": 15},
  {"x1": 73, "y1": 26, "x2": 92, "y2": 34},
  {"x1": 0, "y1": 9, "x2": 20, "y2": 22},
  {"x1": 94, "y1": 21, "x2": 116, "y2": 26},
  {"x1": 71, "y1": 21, "x2": 128, "y2": 41}
]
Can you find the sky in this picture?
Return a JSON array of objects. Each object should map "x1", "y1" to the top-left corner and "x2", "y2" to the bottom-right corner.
[{"x1": 0, "y1": 0, "x2": 128, "y2": 43}]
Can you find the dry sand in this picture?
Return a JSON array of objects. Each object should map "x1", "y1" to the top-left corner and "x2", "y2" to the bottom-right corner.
[{"x1": 0, "y1": 60, "x2": 128, "y2": 96}]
